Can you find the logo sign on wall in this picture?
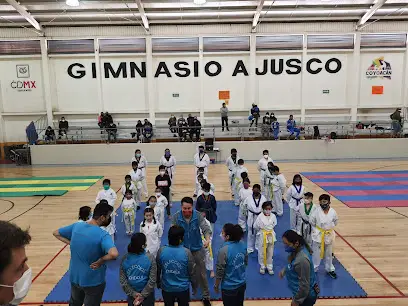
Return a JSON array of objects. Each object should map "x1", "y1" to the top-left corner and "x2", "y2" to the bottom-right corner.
[
  {"x1": 366, "y1": 57, "x2": 392, "y2": 80},
  {"x1": 10, "y1": 64, "x2": 37, "y2": 92},
  {"x1": 67, "y1": 58, "x2": 342, "y2": 79}
]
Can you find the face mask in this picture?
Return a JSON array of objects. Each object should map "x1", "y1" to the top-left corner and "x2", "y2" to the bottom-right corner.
[
  {"x1": 155, "y1": 192, "x2": 161, "y2": 197},
  {"x1": 320, "y1": 203, "x2": 330, "y2": 210},
  {"x1": 243, "y1": 184, "x2": 249, "y2": 189},
  {"x1": 295, "y1": 181, "x2": 301, "y2": 186},
  {"x1": 160, "y1": 171, "x2": 165, "y2": 176},
  {"x1": 304, "y1": 199, "x2": 311, "y2": 205},
  {"x1": 263, "y1": 209, "x2": 272, "y2": 216},
  {"x1": 103, "y1": 185, "x2": 110, "y2": 190},
  {"x1": 220, "y1": 232, "x2": 225, "y2": 240},
  {"x1": 253, "y1": 192, "x2": 260, "y2": 197},
  {"x1": 231, "y1": 154, "x2": 237, "y2": 158},
  {"x1": 88, "y1": 212, "x2": 93, "y2": 220},
  {"x1": 199, "y1": 149, "x2": 204, "y2": 153},
  {"x1": 133, "y1": 167, "x2": 138, "y2": 171},
  {"x1": 285, "y1": 246, "x2": 296, "y2": 253},
  {"x1": 0, "y1": 268, "x2": 32, "y2": 306},
  {"x1": 165, "y1": 152, "x2": 171, "y2": 157},
  {"x1": 136, "y1": 153, "x2": 141, "y2": 158},
  {"x1": 203, "y1": 191, "x2": 210, "y2": 196},
  {"x1": 263, "y1": 154, "x2": 268, "y2": 159},
  {"x1": 103, "y1": 215, "x2": 112, "y2": 227},
  {"x1": 62, "y1": 119, "x2": 65, "y2": 122},
  {"x1": 148, "y1": 202, "x2": 156, "y2": 207}
]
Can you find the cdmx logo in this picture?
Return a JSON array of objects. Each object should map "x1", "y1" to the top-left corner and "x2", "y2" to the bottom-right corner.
[
  {"x1": 366, "y1": 57, "x2": 392, "y2": 80},
  {"x1": 11, "y1": 64, "x2": 36, "y2": 92}
]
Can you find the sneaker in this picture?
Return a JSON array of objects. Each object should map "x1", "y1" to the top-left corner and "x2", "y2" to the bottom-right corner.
[
  {"x1": 234, "y1": 202, "x2": 239, "y2": 206},
  {"x1": 202, "y1": 298, "x2": 211, "y2": 306},
  {"x1": 328, "y1": 271, "x2": 337, "y2": 279},
  {"x1": 247, "y1": 249, "x2": 254, "y2": 254},
  {"x1": 260, "y1": 267, "x2": 265, "y2": 275},
  {"x1": 267, "y1": 268, "x2": 274, "y2": 275}
]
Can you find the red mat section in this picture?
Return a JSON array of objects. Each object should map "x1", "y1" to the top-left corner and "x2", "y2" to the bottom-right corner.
[
  {"x1": 330, "y1": 190, "x2": 408, "y2": 196},
  {"x1": 307, "y1": 173, "x2": 408, "y2": 179},
  {"x1": 345, "y1": 200, "x2": 408, "y2": 208},
  {"x1": 319, "y1": 181, "x2": 408, "y2": 187}
]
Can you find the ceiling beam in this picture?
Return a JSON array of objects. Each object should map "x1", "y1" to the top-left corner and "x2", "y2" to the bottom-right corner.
[
  {"x1": 357, "y1": 0, "x2": 387, "y2": 28},
  {"x1": 135, "y1": 0, "x2": 149, "y2": 32},
  {"x1": 252, "y1": 0, "x2": 265, "y2": 32},
  {"x1": 4, "y1": 0, "x2": 42, "y2": 31}
]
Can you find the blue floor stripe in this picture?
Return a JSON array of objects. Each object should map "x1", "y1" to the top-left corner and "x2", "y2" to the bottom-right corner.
[
  {"x1": 324, "y1": 185, "x2": 408, "y2": 191},
  {"x1": 44, "y1": 201, "x2": 366, "y2": 302},
  {"x1": 302, "y1": 171, "x2": 408, "y2": 175},
  {"x1": 337, "y1": 194, "x2": 408, "y2": 201},
  {"x1": 310, "y1": 177, "x2": 408, "y2": 182}
]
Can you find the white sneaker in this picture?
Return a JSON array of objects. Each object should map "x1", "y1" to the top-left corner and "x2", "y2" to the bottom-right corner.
[
  {"x1": 260, "y1": 267, "x2": 265, "y2": 275},
  {"x1": 247, "y1": 249, "x2": 254, "y2": 254},
  {"x1": 268, "y1": 268, "x2": 274, "y2": 275}
]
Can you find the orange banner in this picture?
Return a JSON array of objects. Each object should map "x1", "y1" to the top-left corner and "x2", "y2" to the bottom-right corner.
[
  {"x1": 372, "y1": 86, "x2": 384, "y2": 95},
  {"x1": 219, "y1": 90, "x2": 230, "y2": 100}
]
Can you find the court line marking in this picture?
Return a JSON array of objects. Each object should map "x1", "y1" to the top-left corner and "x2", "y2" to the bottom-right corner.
[
  {"x1": 335, "y1": 230, "x2": 405, "y2": 297},
  {"x1": 387, "y1": 207, "x2": 408, "y2": 219},
  {"x1": 0, "y1": 199, "x2": 14, "y2": 215},
  {"x1": 340, "y1": 234, "x2": 396, "y2": 238},
  {"x1": 8, "y1": 196, "x2": 46, "y2": 222},
  {"x1": 32, "y1": 244, "x2": 68, "y2": 283}
]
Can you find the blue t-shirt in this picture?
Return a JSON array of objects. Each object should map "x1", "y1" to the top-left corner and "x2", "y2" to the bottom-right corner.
[{"x1": 58, "y1": 222, "x2": 115, "y2": 287}]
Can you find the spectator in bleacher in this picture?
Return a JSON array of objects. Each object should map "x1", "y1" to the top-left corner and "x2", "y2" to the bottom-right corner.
[
  {"x1": 143, "y1": 124, "x2": 153, "y2": 143},
  {"x1": 58, "y1": 117, "x2": 69, "y2": 139},
  {"x1": 45, "y1": 126, "x2": 56, "y2": 143},
  {"x1": 220, "y1": 102, "x2": 229, "y2": 132},
  {"x1": 187, "y1": 114, "x2": 194, "y2": 128},
  {"x1": 168, "y1": 114, "x2": 178, "y2": 137},
  {"x1": 104, "y1": 112, "x2": 113, "y2": 126},
  {"x1": 178, "y1": 115, "x2": 188, "y2": 142},
  {"x1": 390, "y1": 108, "x2": 403, "y2": 136},
  {"x1": 287, "y1": 115, "x2": 300, "y2": 140},
  {"x1": 98, "y1": 112, "x2": 105, "y2": 134},
  {"x1": 250, "y1": 103, "x2": 260, "y2": 127},
  {"x1": 262, "y1": 112, "x2": 271, "y2": 138},
  {"x1": 106, "y1": 122, "x2": 117, "y2": 143},
  {"x1": 134, "y1": 120, "x2": 143, "y2": 142},
  {"x1": 190, "y1": 116, "x2": 202, "y2": 142}
]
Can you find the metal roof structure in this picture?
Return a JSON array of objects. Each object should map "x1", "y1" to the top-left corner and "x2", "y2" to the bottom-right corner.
[{"x1": 1, "y1": 0, "x2": 408, "y2": 33}]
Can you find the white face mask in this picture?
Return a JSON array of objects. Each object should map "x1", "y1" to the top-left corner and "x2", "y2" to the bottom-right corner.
[
  {"x1": 159, "y1": 171, "x2": 165, "y2": 176},
  {"x1": 155, "y1": 193, "x2": 161, "y2": 197},
  {"x1": 203, "y1": 191, "x2": 210, "y2": 196},
  {"x1": 0, "y1": 268, "x2": 32, "y2": 305},
  {"x1": 263, "y1": 209, "x2": 272, "y2": 216},
  {"x1": 263, "y1": 154, "x2": 268, "y2": 159},
  {"x1": 304, "y1": 199, "x2": 311, "y2": 205}
]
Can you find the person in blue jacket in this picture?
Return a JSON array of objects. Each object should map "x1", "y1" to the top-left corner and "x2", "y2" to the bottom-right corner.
[
  {"x1": 156, "y1": 225, "x2": 197, "y2": 306},
  {"x1": 287, "y1": 115, "x2": 300, "y2": 140},
  {"x1": 120, "y1": 233, "x2": 156, "y2": 306},
  {"x1": 279, "y1": 230, "x2": 319, "y2": 306},
  {"x1": 214, "y1": 223, "x2": 248, "y2": 306},
  {"x1": 171, "y1": 197, "x2": 212, "y2": 305},
  {"x1": 195, "y1": 182, "x2": 217, "y2": 230},
  {"x1": 271, "y1": 116, "x2": 280, "y2": 140}
]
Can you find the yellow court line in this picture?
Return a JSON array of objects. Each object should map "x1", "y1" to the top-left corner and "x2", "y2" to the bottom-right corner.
[
  {"x1": 0, "y1": 179, "x2": 99, "y2": 185},
  {"x1": 0, "y1": 186, "x2": 89, "y2": 192}
]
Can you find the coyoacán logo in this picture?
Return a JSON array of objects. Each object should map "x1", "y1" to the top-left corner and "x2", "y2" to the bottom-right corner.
[
  {"x1": 366, "y1": 57, "x2": 392, "y2": 80},
  {"x1": 11, "y1": 64, "x2": 36, "y2": 92}
]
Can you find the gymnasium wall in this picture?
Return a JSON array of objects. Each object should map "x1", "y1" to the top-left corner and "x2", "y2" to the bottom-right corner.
[
  {"x1": 31, "y1": 138, "x2": 408, "y2": 165},
  {"x1": 1, "y1": 22, "x2": 408, "y2": 142}
]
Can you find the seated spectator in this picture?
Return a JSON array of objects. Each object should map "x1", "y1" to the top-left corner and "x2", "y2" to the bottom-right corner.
[
  {"x1": 190, "y1": 116, "x2": 201, "y2": 142},
  {"x1": 134, "y1": 120, "x2": 143, "y2": 142},
  {"x1": 143, "y1": 124, "x2": 153, "y2": 143},
  {"x1": 98, "y1": 112, "x2": 105, "y2": 134},
  {"x1": 45, "y1": 126, "x2": 55, "y2": 143},
  {"x1": 177, "y1": 115, "x2": 188, "y2": 142},
  {"x1": 250, "y1": 103, "x2": 260, "y2": 127},
  {"x1": 262, "y1": 112, "x2": 271, "y2": 138},
  {"x1": 287, "y1": 115, "x2": 300, "y2": 140},
  {"x1": 187, "y1": 114, "x2": 194, "y2": 128},
  {"x1": 168, "y1": 114, "x2": 177, "y2": 137},
  {"x1": 58, "y1": 117, "x2": 69, "y2": 138},
  {"x1": 104, "y1": 112, "x2": 113, "y2": 126},
  {"x1": 390, "y1": 108, "x2": 403, "y2": 136},
  {"x1": 106, "y1": 122, "x2": 117, "y2": 143},
  {"x1": 144, "y1": 119, "x2": 153, "y2": 128}
]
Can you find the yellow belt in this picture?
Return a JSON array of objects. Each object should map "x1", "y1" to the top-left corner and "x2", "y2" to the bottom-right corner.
[
  {"x1": 202, "y1": 235, "x2": 213, "y2": 258},
  {"x1": 123, "y1": 208, "x2": 135, "y2": 226},
  {"x1": 262, "y1": 230, "x2": 274, "y2": 267},
  {"x1": 316, "y1": 225, "x2": 333, "y2": 259}
]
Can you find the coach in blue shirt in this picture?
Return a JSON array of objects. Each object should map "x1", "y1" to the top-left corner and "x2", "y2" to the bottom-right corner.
[{"x1": 53, "y1": 200, "x2": 119, "y2": 306}]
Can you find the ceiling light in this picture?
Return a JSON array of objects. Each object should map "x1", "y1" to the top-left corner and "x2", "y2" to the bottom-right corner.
[
  {"x1": 66, "y1": 0, "x2": 79, "y2": 7},
  {"x1": 193, "y1": 0, "x2": 206, "y2": 5}
]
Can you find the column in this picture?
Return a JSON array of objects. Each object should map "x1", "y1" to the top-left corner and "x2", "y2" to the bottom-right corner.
[
  {"x1": 146, "y1": 37, "x2": 156, "y2": 124},
  {"x1": 350, "y1": 33, "x2": 361, "y2": 122},
  {"x1": 40, "y1": 38, "x2": 53, "y2": 125},
  {"x1": 300, "y1": 34, "x2": 307, "y2": 123},
  {"x1": 94, "y1": 39, "x2": 104, "y2": 112},
  {"x1": 199, "y1": 36, "x2": 204, "y2": 125},
  {"x1": 249, "y1": 34, "x2": 257, "y2": 104}
]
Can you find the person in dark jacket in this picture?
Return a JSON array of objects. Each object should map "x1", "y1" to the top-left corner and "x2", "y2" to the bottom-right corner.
[
  {"x1": 262, "y1": 112, "x2": 271, "y2": 138},
  {"x1": 214, "y1": 223, "x2": 247, "y2": 306},
  {"x1": 171, "y1": 197, "x2": 212, "y2": 306},
  {"x1": 45, "y1": 126, "x2": 56, "y2": 143},
  {"x1": 390, "y1": 108, "x2": 403, "y2": 136},
  {"x1": 279, "y1": 230, "x2": 318, "y2": 306},
  {"x1": 168, "y1": 114, "x2": 177, "y2": 137},
  {"x1": 156, "y1": 225, "x2": 197, "y2": 306},
  {"x1": 196, "y1": 183, "x2": 217, "y2": 231},
  {"x1": 250, "y1": 104, "x2": 260, "y2": 127},
  {"x1": 135, "y1": 120, "x2": 144, "y2": 142},
  {"x1": 155, "y1": 165, "x2": 172, "y2": 217},
  {"x1": 106, "y1": 122, "x2": 117, "y2": 143},
  {"x1": 58, "y1": 117, "x2": 69, "y2": 138},
  {"x1": 120, "y1": 233, "x2": 156, "y2": 306},
  {"x1": 190, "y1": 116, "x2": 202, "y2": 142}
]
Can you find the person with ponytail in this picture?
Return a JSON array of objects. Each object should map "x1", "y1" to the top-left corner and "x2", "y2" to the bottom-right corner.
[
  {"x1": 214, "y1": 223, "x2": 247, "y2": 306},
  {"x1": 139, "y1": 207, "x2": 163, "y2": 257},
  {"x1": 120, "y1": 233, "x2": 156, "y2": 306},
  {"x1": 279, "y1": 230, "x2": 319, "y2": 306}
]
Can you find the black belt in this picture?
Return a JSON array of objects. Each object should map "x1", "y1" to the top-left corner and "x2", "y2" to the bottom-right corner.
[{"x1": 248, "y1": 209, "x2": 261, "y2": 234}]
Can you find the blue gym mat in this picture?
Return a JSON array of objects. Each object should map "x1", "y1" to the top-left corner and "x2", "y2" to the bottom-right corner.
[{"x1": 45, "y1": 201, "x2": 366, "y2": 302}]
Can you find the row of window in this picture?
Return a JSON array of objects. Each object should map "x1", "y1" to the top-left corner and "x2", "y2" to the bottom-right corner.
[{"x1": 0, "y1": 33, "x2": 406, "y2": 55}]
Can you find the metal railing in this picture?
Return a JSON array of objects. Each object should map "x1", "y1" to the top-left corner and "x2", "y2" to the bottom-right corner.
[{"x1": 36, "y1": 120, "x2": 405, "y2": 145}]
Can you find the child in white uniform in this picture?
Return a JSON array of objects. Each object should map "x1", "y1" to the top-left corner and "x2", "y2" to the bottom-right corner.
[
  {"x1": 271, "y1": 166, "x2": 286, "y2": 217},
  {"x1": 129, "y1": 161, "x2": 143, "y2": 207},
  {"x1": 238, "y1": 178, "x2": 252, "y2": 231},
  {"x1": 95, "y1": 178, "x2": 117, "y2": 241},
  {"x1": 122, "y1": 190, "x2": 138, "y2": 235},
  {"x1": 194, "y1": 145, "x2": 210, "y2": 178},
  {"x1": 286, "y1": 174, "x2": 305, "y2": 233},
  {"x1": 244, "y1": 184, "x2": 267, "y2": 253},
  {"x1": 299, "y1": 192, "x2": 317, "y2": 247},
  {"x1": 257, "y1": 149, "x2": 274, "y2": 194},
  {"x1": 194, "y1": 169, "x2": 207, "y2": 196},
  {"x1": 155, "y1": 187, "x2": 168, "y2": 229},
  {"x1": 131, "y1": 149, "x2": 148, "y2": 197},
  {"x1": 310, "y1": 194, "x2": 338, "y2": 279},
  {"x1": 199, "y1": 208, "x2": 215, "y2": 278},
  {"x1": 254, "y1": 201, "x2": 277, "y2": 275},
  {"x1": 233, "y1": 159, "x2": 248, "y2": 206},
  {"x1": 159, "y1": 148, "x2": 176, "y2": 191},
  {"x1": 140, "y1": 207, "x2": 163, "y2": 257},
  {"x1": 263, "y1": 162, "x2": 276, "y2": 202},
  {"x1": 225, "y1": 148, "x2": 239, "y2": 196},
  {"x1": 197, "y1": 178, "x2": 215, "y2": 197},
  {"x1": 120, "y1": 175, "x2": 136, "y2": 200},
  {"x1": 78, "y1": 206, "x2": 92, "y2": 222}
]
